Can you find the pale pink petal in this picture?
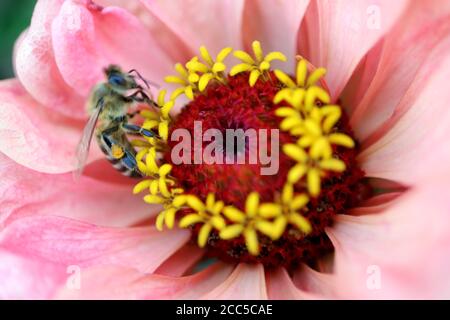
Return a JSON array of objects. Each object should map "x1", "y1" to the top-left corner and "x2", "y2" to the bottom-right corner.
[
  {"x1": 154, "y1": 244, "x2": 204, "y2": 277},
  {"x1": 0, "y1": 215, "x2": 190, "y2": 273},
  {"x1": 14, "y1": 0, "x2": 86, "y2": 119},
  {"x1": 358, "y1": 36, "x2": 450, "y2": 184},
  {"x1": 56, "y1": 263, "x2": 233, "y2": 299},
  {"x1": 242, "y1": 0, "x2": 310, "y2": 71},
  {"x1": 140, "y1": 0, "x2": 244, "y2": 55},
  {"x1": 52, "y1": 1, "x2": 174, "y2": 98},
  {"x1": 351, "y1": 1, "x2": 450, "y2": 141},
  {"x1": 201, "y1": 263, "x2": 267, "y2": 300},
  {"x1": 266, "y1": 268, "x2": 317, "y2": 299},
  {"x1": 327, "y1": 179, "x2": 450, "y2": 298},
  {"x1": 0, "y1": 249, "x2": 66, "y2": 299},
  {"x1": 98, "y1": 0, "x2": 193, "y2": 64},
  {"x1": 0, "y1": 154, "x2": 155, "y2": 228},
  {"x1": 12, "y1": 28, "x2": 28, "y2": 75},
  {"x1": 298, "y1": 0, "x2": 408, "y2": 100},
  {"x1": 0, "y1": 79, "x2": 93, "y2": 174}
]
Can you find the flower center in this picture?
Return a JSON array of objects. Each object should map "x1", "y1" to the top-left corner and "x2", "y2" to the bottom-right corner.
[{"x1": 133, "y1": 42, "x2": 371, "y2": 269}]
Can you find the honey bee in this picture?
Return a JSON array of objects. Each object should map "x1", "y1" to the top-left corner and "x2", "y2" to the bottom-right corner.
[{"x1": 76, "y1": 65, "x2": 158, "y2": 177}]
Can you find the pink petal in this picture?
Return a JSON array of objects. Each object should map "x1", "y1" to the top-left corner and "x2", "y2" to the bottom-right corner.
[
  {"x1": 242, "y1": 0, "x2": 310, "y2": 71},
  {"x1": 55, "y1": 263, "x2": 233, "y2": 299},
  {"x1": 0, "y1": 154, "x2": 155, "y2": 228},
  {"x1": 266, "y1": 268, "x2": 317, "y2": 299},
  {"x1": 154, "y1": 244, "x2": 204, "y2": 277},
  {"x1": 103, "y1": 0, "x2": 192, "y2": 64},
  {"x1": 358, "y1": 36, "x2": 450, "y2": 184},
  {"x1": 351, "y1": 1, "x2": 450, "y2": 141},
  {"x1": 201, "y1": 263, "x2": 268, "y2": 300},
  {"x1": 298, "y1": 0, "x2": 408, "y2": 100},
  {"x1": 14, "y1": 0, "x2": 86, "y2": 119},
  {"x1": 0, "y1": 249, "x2": 66, "y2": 299},
  {"x1": 327, "y1": 179, "x2": 450, "y2": 298},
  {"x1": 0, "y1": 215, "x2": 189, "y2": 273},
  {"x1": 140, "y1": 0, "x2": 244, "y2": 55},
  {"x1": 0, "y1": 79, "x2": 93, "y2": 174},
  {"x1": 52, "y1": 1, "x2": 174, "y2": 98},
  {"x1": 51, "y1": 1, "x2": 106, "y2": 97}
]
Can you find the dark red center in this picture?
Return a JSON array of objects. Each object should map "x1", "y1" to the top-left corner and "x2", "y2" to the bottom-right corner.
[{"x1": 165, "y1": 72, "x2": 370, "y2": 270}]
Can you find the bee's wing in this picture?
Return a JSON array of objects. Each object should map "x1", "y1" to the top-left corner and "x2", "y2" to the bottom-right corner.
[{"x1": 74, "y1": 99, "x2": 104, "y2": 178}]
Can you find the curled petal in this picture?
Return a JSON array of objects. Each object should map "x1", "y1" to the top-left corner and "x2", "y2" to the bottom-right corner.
[
  {"x1": 14, "y1": 0, "x2": 85, "y2": 118},
  {"x1": 266, "y1": 268, "x2": 320, "y2": 300},
  {"x1": 201, "y1": 264, "x2": 267, "y2": 299}
]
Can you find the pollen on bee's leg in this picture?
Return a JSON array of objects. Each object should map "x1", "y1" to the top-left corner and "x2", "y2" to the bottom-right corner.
[
  {"x1": 132, "y1": 42, "x2": 372, "y2": 270},
  {"x1": 111, "y1": 144, "x2": 125, "y2": 159}
]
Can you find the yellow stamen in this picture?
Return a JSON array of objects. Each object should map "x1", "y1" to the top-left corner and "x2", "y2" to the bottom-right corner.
[
  {"x1": 165, "y1": 62, "x2": 199, "y2": 100},
  {"x1": 133, "y1": 180, "x2": 151, "y2": 194},
  {"x1": 223, "y1": 206, "x2": 246, "y2": 223},
  {"x1": 296, "y1": 59, "x2": 308, "y2": 87},
  {"x1": 231, "y1": 40, "x2": 286, "y2": 86},
  {"x1": 220, "y1": 224, "x2": 244, "y2": 240},
  {"x1": 185, "y1": 46, "x2": 233, "y2": 92},
  {"x1": 306, "y1": 68, "x2": 327, "y2": 87},
  {"x1": 244, "y1": 228, "x2": 259, "y2": 255},
  {"x1": 198, "y1": 224, "x2": 212, "y2": 247}
]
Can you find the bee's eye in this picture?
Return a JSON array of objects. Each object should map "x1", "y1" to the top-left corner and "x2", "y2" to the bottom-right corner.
[{"x1": 109, "y1": 74, "x2": 126, "y2": 86}]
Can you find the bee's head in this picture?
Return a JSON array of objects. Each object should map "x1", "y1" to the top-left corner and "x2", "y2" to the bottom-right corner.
[{"x1": 104, "y1": 65, "x2": 138, "y2": 90}]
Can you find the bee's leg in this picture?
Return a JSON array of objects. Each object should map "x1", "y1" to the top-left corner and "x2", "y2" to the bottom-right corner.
[
  {"x1": 101, "y1": 130, "x2": 138, "y2": 171},
  {"x1": 121, "y1": 123, "x2": 160, "y2": 139},
  {"x1": 125, "y1": 90, "x2": 158, "y2": 108},
  {"x1": 126, "y1": 110, "x2": 140, "y2": 119},
  {"x1": 120, "y1": 149, "x2": 138, "y2": 171},
  {"x1": 100, "y1": 127, "x2": 123, "y2": 159}
]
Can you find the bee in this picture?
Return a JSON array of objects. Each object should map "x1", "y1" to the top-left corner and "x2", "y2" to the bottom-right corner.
[{"x1": 76, "y1": 65, "x2": 159, "y2": 178}]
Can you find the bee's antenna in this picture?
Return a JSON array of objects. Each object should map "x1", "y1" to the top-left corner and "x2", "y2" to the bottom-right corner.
[{"x1": 128, "y1": 69, "x2": 160, "y2": 90}]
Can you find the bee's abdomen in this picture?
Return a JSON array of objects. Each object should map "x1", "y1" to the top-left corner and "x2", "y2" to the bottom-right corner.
[{"x1": 100, "y1": 145, "x2": 143, "y2": 178}]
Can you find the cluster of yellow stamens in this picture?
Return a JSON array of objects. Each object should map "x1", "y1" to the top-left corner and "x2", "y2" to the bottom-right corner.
[
  {"x1": 133, "y1": 41, "x2": 355, "y2": 255},
  {"x1": 272, "y1": 59, "x2": 355, "y2": 196},
  {"x1": 186, "y1": 46, "x2": 232, "y2": 91},
  {"x1": 230, "y1": 41, "x2": 286, "y2": 86}
]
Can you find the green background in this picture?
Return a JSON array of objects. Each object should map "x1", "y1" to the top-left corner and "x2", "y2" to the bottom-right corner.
[{"x1": 0, "y1": 0, "x2": 36, "y2": 79}]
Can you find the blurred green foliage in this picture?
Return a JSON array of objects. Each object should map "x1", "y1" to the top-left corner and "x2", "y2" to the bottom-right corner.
[{"x1": 0, "y1": 0, "x2": 36, "y2": 79}]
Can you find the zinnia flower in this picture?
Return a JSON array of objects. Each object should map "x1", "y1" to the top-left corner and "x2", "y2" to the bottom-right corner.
[{"x1": 1, "y1": 0, "x2": 450, "y2": 299}]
